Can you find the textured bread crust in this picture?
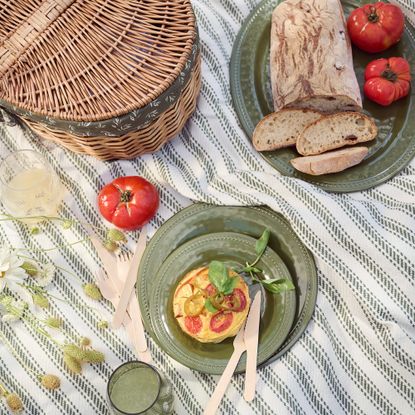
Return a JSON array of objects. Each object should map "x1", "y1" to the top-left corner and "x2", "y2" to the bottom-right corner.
[
  {"x1": 285, "y1": 95, "x2": 361, "y2": 113},
  {"x1": 253, "y1": 108, "x2": 322, "y2": 151},
  {"x1": 296, "y1": 112, "x2": 377, "y2": 156},
  {"x1": 291, "y1": 146, "x2": 369, "y2": 175},
  {"x1": 270, "y1": 0, "x2": 362, "y2": 112}
]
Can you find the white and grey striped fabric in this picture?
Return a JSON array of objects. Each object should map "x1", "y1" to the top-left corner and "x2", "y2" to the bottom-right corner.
[{"x1": 1, "y1": 0, "x2": 414, "y2": 414}]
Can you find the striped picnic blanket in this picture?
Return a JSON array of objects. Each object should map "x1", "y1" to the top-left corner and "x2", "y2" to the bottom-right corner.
[{"x1": 0, "y1": 0, "x2": 414, "y2": 414}]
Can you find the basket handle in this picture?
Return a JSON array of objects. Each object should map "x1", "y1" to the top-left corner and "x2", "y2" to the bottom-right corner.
[{"x1": 0, "y1": 0, "x2": 75, "y2": 77}]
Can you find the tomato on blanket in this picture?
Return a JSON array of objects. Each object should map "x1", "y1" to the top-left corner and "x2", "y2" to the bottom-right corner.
[
  {"x1": 347, "y1": 3, "x2": 404, "y2": 53},
  {"x1": 98, "y1": 176, "x2": 159, "y2": 231},
  {"x1": 364, "y1": 57, "x2": 411, "y2": 106}
]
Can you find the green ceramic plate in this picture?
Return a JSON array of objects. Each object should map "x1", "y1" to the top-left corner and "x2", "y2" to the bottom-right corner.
[
  {"x1": 230, "y1": 0, "x2": 415, "y2": 192},
  {"x1": 137, "y1": 204, "x2": 317, "y2": 367},
  {"x1": 149, "y1": 232, "x2": 296, "y2": 374}
]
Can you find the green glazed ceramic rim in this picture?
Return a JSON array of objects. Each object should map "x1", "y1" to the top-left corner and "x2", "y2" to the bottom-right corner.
[
  {"x1": 230, "y1": 0, "x2": 415, "y2": 192},
  {"x1": 149, "y1": 232, "x2": 296, "y2": 374},
  {"x1": 137, "y1": 203, "x2": 317, "y2": 368}
]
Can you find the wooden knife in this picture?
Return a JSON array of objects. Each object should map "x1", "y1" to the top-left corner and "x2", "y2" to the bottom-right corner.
[{"x1": 243, "y1": 290, "x2": 261, "y2": 401}]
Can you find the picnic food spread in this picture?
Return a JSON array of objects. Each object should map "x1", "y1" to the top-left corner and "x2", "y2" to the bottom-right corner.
[
  {"x1": 173, "y1": 266, "x2": 250, "y2": 343},
  {"x1": 252, "y1": 0, "x2": 411, "y2": 176},
  {"x1": 0, "y1": 0, "x2": 414, "y2": 414}
]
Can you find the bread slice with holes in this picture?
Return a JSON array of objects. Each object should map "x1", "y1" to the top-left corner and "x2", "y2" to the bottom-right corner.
[
  {"x1": 291, "y1": 146, "x2": 369, "y2": 175},
  {"x1": 252, "y1": 109, "x2": 322, "y2": 151},
  {"x1": 296, "y1": 112, "x2": 377, "y2": 156}
]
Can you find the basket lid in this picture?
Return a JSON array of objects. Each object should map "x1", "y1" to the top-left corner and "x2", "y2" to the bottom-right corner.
[{"x1": 0, "y1": 0, "x2": 196, "y2": 123}]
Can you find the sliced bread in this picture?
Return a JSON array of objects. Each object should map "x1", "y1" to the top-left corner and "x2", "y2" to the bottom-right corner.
[
  {"x1": 296, "y1": 112, "x2": 377, "y2": 156},
  {"x1": 290, "y1": 146, "x2": 369, "y2": 175},
  {"x1": 252, "y1": 108, "x2": 322, "y2": 151}
]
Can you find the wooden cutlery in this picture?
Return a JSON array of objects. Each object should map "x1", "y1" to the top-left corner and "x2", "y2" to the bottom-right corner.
[
  {"x1": 112, "y1": 226, "x2": 147, "y2": 329},
  {"x1": 243, "y1": 291, "x2": 261, "y2": 401},
  {"x1": 204, "y1": 291, "x2": 262, "y2": 414},
  {"x1": 90, "y1": 229, "x2": 149, "y2": 357},
  {"x1": 116, "y1": 251, "x2": 147, "y2": 352},
  {"x1": 95, "y1": 269, "x2": 151, "y2": 363},
  {"x1": 203, "y1": 325, "x2": 247, "y2": 415}
]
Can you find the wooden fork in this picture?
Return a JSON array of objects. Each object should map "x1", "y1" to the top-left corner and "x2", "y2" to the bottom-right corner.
[
  {"x1": 204, "y1": 325, "x2": 247, "y2": 415},
  {"x1": 116, "y1": 250, "x2": 148, "y2": 353},
  {"x1": 95, "y1": 270, "x2": 152, "y2": 363}
]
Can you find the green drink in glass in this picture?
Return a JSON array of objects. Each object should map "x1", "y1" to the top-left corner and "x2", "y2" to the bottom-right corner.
[{"x1": 107, "y1": 361, "x2": 174, "y2": 415}]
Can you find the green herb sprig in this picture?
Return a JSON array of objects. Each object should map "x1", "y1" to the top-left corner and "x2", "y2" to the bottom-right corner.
[
  {"x1": 205, "y1": 229, "x2": 295, "y2": 313},
  {"x1": 236, "y1": 229, "x2": 295, "y2": 294}
]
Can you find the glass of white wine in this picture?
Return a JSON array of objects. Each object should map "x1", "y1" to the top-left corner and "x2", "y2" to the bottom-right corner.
[{"x1": 0, "y1": 150, "x2": 64, "y2": 222}]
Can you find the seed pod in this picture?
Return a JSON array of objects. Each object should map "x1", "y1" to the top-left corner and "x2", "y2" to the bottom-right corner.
[
  {"x1": 79, "y1": 337, "x2": 91, "y2": 347},
  {"x1": 21, "y1": 261, "x2": 38, "y2": 276},
  {"x1": 45, "y1": 317, "x2": 62, "y2": 329},
  {"x1": 83, "y1": 349, "x2": 105, "y2": 364},
  {"x1": 63, "y1": 344, "x2": 87, "y2": 361},
  {"x1": 6, "y1": 393, "x2": 23, "y2": 413},
  {"x1": 103, "y1": 240, "x2": 118, "y2": 252},
  {"x1": 40, "y1": 374, "x2": 61, "y2": 390},
  {"x1": 33, "y1": 294, "x2": 49, "y2": 309},
  {"x1": 83, "y1": 283, "x2": 102, "y2": 301},
  {"x1": 97, "y1": 320, "x2": 108, "y2": 329},
  {"x1": 106, "y1": 229, "x2": 126, "y2": 243},
  {"x1": 63, "y1": 353, "x2": 82, "y2": 374}
]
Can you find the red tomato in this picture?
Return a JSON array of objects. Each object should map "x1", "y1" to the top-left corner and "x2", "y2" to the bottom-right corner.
[
  {"x1": 210, "y1": 312, "x2": 233, "y2": 333},
  {"x1": 223, "y1": 288, "x2": 247, "y2": 312},
  {"x1": 205, "y1": 284, "x2": 217, "y2": 297},
  {"x1": 185, "y1": 316, "x2": 202, "y2": 334},
  {"x1": 98, "y1": 176, "x2": 159, "y2": 231},
  {"x1": 364, "y1": 57, "x2": 411, "y2": 106},
  {"x1": 347, "y1": 3, "x2": 404, "y2": 53}
]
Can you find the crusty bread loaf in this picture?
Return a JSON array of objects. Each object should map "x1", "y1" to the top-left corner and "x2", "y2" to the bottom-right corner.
[
  {"x1": 252, "y1": 109, "x2": 322, "y2": 151},
  {"x1": 291, "y1": 146, "x2": 369, "y2": 175},
  {"x1": 296, "y1": 112, "x2": 377, "y2": 156},
  {"x1": 270, "y1": 0, "x2": 362, "y2": 113}
]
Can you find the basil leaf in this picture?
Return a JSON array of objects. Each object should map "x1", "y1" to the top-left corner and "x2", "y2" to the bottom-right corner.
[
  {"x1": 255, "y1": 229, "x2": 270, "y2": 257},
  {"x1": 222, "y1": 277, "x2": 239, "y2": 295},
  {"x1": 208, "y1": 261, "x2": 229, "y2": 292},
  {"x1": 262, "y1": 278, "x2": 295, "y2": 293},
  {"x1": 205, "y1": 298, "x2": 218, "y2": 313}
]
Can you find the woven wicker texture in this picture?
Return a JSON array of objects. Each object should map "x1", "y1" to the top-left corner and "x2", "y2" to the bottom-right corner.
[
  {"x1": 22, "y1": 54, "x2": 201, "y2": 160},
  {"x1": 0, "y1": 0, "x2": 196, "y2": 122}
]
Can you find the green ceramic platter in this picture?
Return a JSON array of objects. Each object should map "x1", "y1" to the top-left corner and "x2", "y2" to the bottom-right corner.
[
  {"x1": 137, "y1": 204, "x2": 317, "y2": 367},
  {"x1": 149, "y1": 232, "x2": 296, "y2": 374},
  {"x1": 230, "y1": 0, "x2": 415, "y2": 192}
]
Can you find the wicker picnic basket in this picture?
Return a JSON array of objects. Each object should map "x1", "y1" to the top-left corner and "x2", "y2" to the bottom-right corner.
[{"x1": 0, "y1": 0, "x2": 200, "y2": 160}]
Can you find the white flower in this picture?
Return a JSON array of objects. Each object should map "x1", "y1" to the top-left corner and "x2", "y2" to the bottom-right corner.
[
  {"x1": 0, "y1": 247, "x2": 27, "y2": 292},
  {"x1": 37, "y1": 263, "x2": 55, "y2": 287}
]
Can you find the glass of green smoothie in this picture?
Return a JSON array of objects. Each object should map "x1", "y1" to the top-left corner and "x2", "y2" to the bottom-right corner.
[{"x1": 107, "y1": 361, "x2": 174, "y2": 415}]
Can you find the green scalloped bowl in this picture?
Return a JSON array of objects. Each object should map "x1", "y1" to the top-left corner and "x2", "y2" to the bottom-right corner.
[
  {"x1": 137, "y1": 204, "x2": 317, "y2": 368},
  {"x1": 149, "y1": 232, "x2": 296, "y2": 374}
]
